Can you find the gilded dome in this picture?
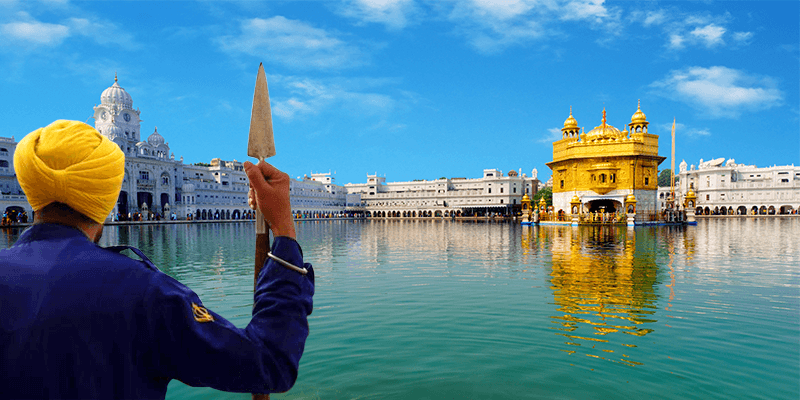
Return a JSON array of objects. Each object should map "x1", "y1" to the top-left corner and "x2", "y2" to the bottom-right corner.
[
  {"x1": 586, "y1": 124, "x2": 621, "y2": 139},
  {"x1": 101, "y1": 75, "x2": 133, "y2": 109},
  {"x1": 563, "y1": 106, "x2": 578, "y2": 129},
  {"x1": 147, "y1": 127, "x2": 165, "y2": 146},
  {"x1": 586, "y1": 108, "x2": 621, "y2": 140},
  {"x1": 631, "y1": 100, "x2": 646, "y2": 124}
]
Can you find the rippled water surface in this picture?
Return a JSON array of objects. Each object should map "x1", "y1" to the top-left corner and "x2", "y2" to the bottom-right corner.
[{"x1": 3, "y1": 219, "x2": 798, "y2": 399}]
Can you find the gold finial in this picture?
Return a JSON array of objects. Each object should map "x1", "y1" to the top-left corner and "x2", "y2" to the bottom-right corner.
[
  {"x1": 569, "y1": 105, "x2": 573, "y2": 116},
  {"x1": 602, "y1": 107, "x2": 607, "y2": 130},
  {"x1": 114, "y1": 71, "x2": 118, "y2": 83},
  {"x1": 637, "y1": 99, "x2": 641, "y2": 110}
]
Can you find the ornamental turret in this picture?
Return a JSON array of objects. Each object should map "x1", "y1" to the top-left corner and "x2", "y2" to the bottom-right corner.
[
  {"x1": 562, "y1": 106, "x2": 580, "y2": 140},
  {"x1": 628, "y1": 100, "x2": 649, "y2": 135}
]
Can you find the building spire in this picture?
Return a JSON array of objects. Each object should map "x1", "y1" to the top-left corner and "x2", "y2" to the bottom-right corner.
[
  {"x1": 115, "y1": 71, "x2": 118, "y2": 83},
  {"x1": 602, "y1": 107, "x2": 607, "y2": 131}
]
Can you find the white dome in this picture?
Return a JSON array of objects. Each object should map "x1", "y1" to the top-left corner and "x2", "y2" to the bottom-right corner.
[
  {"x1": 104, "y1": 124, "x2": 123, "y2": 138},
  {"x1": 101, "y1": 77, "x2": 132, "y2": 109},
  {"x1": 147, "y1": 127, "x2": 165, "y2": 145}
]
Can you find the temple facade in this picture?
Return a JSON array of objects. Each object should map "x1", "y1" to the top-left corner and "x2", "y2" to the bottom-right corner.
[{"x1": 546, "y1": 102, "x2": 665, "y2": 222}]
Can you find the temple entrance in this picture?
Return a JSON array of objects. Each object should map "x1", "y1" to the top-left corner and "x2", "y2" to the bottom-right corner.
[
  {"x1": 137, "y1": 192, "x2": 153, "y2": 210},
  {"x1": 587, "y1": 199, "x2": 619, "y2": 214},
  {"x1": 117, "y1": 191, "x2": 129, "y2": 216},
  {"x1": 160, "y1": 193, "x2": 170, "y2": 213}
]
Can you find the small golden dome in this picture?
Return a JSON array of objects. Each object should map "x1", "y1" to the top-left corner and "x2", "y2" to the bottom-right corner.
[
  {"x1": 631, "y1": 99, "x2": 647, "y2": 124},
  {"x1": 570, "y1": 194, "x2": 580, "y2": 203},
  {"x1": 625, "y1": 193, "x2": 637, "y2": 203},
  {"x1": 563, "y1": 106, "x2": 578, "y2": 129},
  {"x1": 522, "y1": 194, "x2": 531, "y2": 202},
  {"x1": 686, "y1": 188, "x2": 696, "y2": 198}
]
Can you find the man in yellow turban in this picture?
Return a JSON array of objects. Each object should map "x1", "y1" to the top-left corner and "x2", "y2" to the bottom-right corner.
[
  {"x1": 0, "y1": 120, "x2": 314, "y2": 399},
  {"x1": 13, "y1": 119, "x2": 125, "y2": 240}
]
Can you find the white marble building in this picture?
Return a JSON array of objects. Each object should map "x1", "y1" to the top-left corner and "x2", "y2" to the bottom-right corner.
[
  {"x1": 674, "y1": 158, "x2": 800, "y2": 215},
  {"x1": 345, "y1": 168, "x2": 540, "y2": 217},
  {"x1": 290, "y1": 172, "x2": 363, "y2": 217}
]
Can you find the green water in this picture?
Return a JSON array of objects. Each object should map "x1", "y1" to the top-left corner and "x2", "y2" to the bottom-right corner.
[{"x1": 3, "y1": 219, "x2": 798, "y2": 399}]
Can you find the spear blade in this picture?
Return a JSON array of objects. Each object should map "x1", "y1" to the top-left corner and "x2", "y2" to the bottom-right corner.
[{"x1": 248, "y1": 63, "x2": 276, "y2": 161}]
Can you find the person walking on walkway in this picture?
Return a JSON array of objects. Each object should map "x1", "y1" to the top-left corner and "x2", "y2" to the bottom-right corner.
[{"x1": 0, "y1": 120, "x2": 314, "y2": 399}]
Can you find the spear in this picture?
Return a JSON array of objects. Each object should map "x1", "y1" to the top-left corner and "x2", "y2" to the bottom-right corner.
[{"x1": 247, "y1": 62, "x2": 276, "y2": 400}]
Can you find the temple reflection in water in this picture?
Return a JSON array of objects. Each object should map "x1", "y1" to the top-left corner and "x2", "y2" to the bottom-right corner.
[{"x1": 523, "y1": 225, "x2": 663, "y2": 366}]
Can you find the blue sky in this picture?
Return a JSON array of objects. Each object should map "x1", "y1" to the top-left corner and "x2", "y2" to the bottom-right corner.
[{"x1": 1, "y1": 0, "x2": 797, "y2": 185}]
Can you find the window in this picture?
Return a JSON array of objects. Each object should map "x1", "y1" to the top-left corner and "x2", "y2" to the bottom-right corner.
[
  {"x1": 488, "y1": 188, "x2": 492, "y2": 194},
  {"x1": 560, "y1": 180, "x2": 564, "y2": 189},
  {"x1": 644, "y1": 177, "x2": 649, "y2": 186},
  {"x1": 500, "y1": 188, "x2": 504, "y2": 193},
  {"x1": 140, "y1": 171, "x2": 149, "y2": 180},
  {"x1": 162, "y1": 176, "x2": 169, "y2": 185},
  {"x1": 706, "y1": 195, "x2": 710, "y2": 201}
]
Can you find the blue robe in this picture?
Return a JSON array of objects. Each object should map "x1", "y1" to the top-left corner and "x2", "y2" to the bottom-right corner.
[{"x1": 0, "y1": 223, "x2": 314, "y2": 399}]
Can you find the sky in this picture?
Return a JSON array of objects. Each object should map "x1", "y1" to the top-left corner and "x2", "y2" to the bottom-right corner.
[{"x1": 0, "y1": 0, "x2": 797, "y2": 186}]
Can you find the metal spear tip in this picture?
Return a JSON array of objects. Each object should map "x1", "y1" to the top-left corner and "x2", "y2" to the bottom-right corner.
[{"x1": 248, "y1": 63, "x2": 276, "y2": 161}]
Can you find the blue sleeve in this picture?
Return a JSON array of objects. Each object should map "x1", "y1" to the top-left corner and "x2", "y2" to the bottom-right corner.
[{"x1": 143, "y1": 236, "x2": 314, "y2": 393}]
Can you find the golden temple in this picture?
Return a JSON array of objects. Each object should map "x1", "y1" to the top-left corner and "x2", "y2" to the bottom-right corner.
[{"x1": 546, "y1": 102, "x2": 665, "y2": 222}]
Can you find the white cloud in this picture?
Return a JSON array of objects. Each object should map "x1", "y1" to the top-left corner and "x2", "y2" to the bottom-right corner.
[
  {"x1": 539, "y1": 127, "x2": 563, "y2": 143},
  {"x1": 560, "y1": 0, "x2": 608, "y2": 22},
  {"x1": 733, "y1": 31, "x2": 753, "y2": 44},
  {"x1": 66, "y1": 17, "x2": 137, "y2": 48},
  {"x1": 668, "y1": 34, "x2": 685, "y2": 50},
  {"x1": 337, "y1": 0, "x2": 419, "y2": 30},
  {"x1": 271, "y1": 76, "x2": 396, "y2": 120},
  {"x1": 690, "y1": 24, "x2": 725, "y2": 47},
  {"x1": 643, "y1": 10, "x2": 666, "y2": 27},
  {"x1": 650, "y1": 66, "x2": 783, "y2": 118},
  {"x1": 446, "y1": 0, "x2": 622, "y2": 54},
  {"x1": 658, "y1": 122, "x2": 711, "y2": 137},
  {"x1": 0, "y1": 11, "x2": 136, "y2": 50},
  {"x1": 1, "y1": 20, "x2": 69, "y2": 45},
  {"x1": 216, "y1": 16, "x2": 367, "y2": 70}
]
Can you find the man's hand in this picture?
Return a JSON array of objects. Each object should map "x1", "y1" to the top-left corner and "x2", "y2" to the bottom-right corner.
[{"x1": 244, "y1": 161, "x2": 296, "y2": 239}]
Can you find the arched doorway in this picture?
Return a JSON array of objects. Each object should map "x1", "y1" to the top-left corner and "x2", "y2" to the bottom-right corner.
[
  {"x1": 4, "y1": 206, "x2": 24, "y2": 223},
  {"x1": 704, "y1": 207, "x2": 711, "y2": 215},
  {"x1": 137, "y1": 192, "x2": 153, "y2": 210},
  {"x1": 751, "y1": 206, "x2": 758, "y2": 215},
  {"x1": 160, "y1": 193, "x2": 170, "y2": 214},
  {"x1": 587, "y1": 199, "x2": 619, "y2": 214},
  {"x1": 768, "y1": 206, "x2": 775, "y2": 215},
  {"x1": 759, "y1": 206, "x2": 767, "y2": 215},
  {"x1": 201, "y1": 210, "x2": 207, "y2": 219},
  {"x1": 737, "y1": 206, "x2": 746, "y2": 215},
  {"x1": 117, "y1": 191, "x2": 129, "y2": 216},
  {"x1": 232, "y1": 209, "x2": 241, "y2": 219}
]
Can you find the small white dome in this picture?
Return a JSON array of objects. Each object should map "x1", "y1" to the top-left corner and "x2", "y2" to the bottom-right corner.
[
  {"x1": 101, "y1": 76, "x2": 133, "y2": 109},
  {"x1": 147, "y1": 127, "x2": 165, "y2": 146},
  {"x1": 105, "y1": 124, "x2": 123, "y2": 138}
]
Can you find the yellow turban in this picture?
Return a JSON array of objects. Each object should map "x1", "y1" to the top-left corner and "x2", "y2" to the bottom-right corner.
[{"x1": 14, "y1": 120, "x2": 125, "y2": 224}]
